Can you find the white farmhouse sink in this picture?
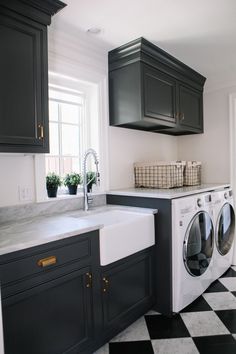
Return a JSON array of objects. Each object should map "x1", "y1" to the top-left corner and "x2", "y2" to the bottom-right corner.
[{"x1": 78, "y1": 209, "x2": 155, "y2": 265}]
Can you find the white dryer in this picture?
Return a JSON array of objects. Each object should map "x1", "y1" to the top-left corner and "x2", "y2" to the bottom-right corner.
[
  {"x1": 211, "y1": 188, "x2": 235, "y2": 279},
  {"x1": 172, "y1": 192, "x2": 214, "y2": 313}
]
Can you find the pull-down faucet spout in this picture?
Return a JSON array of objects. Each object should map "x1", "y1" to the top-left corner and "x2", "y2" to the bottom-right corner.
[{"x1": 83, "y1": 148, "x2": 100, "y2": 211}]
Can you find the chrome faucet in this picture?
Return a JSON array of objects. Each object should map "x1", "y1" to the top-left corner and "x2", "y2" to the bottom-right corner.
[{"x1": 83, "y1": 148, "x2": 100, "y2": 211}]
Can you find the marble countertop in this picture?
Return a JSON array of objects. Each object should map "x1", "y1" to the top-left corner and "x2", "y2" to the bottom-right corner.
[
  {"x1": 107, "y1": 184, "x2": 230, "y2": 199},
  {"x1": 0, "y1": 205, "x2": 157, "y2": 256}
]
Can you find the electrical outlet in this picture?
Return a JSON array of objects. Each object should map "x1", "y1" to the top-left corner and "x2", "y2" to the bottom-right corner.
[{"x1": 18, "y1": 186, "x2": 33, "y2": 202}]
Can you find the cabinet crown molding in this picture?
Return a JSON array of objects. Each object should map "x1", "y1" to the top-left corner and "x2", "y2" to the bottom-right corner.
[
  {"x1": 109, "y1": 37, "x2": 206, "y2": 88},
  {"x1": 0, "y1": 0, "x2": 67, "y2": 25}
]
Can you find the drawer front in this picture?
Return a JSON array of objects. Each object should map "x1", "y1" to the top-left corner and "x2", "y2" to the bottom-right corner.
[{"x1": 0, "y1": 235, "x2": 92, "y2": 286}]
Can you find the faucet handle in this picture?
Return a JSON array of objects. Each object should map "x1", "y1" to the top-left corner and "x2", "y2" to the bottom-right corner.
[
  {"x1": 96, "y1": 172, "x2": 100, "y2": 186},
  {"x1": 87, "y1": 195, "x2": 93, "y2": 205}
]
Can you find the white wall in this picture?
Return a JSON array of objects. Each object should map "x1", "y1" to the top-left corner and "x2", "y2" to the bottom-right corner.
[
  {"x1": 178, "y1": 85, "x2": 236, "y2": 184},
  {"x1": 0, "y1": 155, "x2": 35, "y2": 207},
  {"x1": 109, "y1": 127, "x2": 178, "y2": 189}
]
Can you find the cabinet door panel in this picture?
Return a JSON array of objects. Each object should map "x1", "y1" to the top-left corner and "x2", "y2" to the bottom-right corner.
[
  {"x1": 102, "y1": 252, "x2": 153, "y2": 329},
  {"x1": 143, "y1": 65, "x2": 176, "y2": 123},
  {"x1": 179, "y1": 85, "x2": 203, "y2": 131},
  {"x1": 2, "y1": 267, "x2": 93, "y2": 354},
  {"x1": 0, "y1": 13, "x2": 49, "y2": 151}
]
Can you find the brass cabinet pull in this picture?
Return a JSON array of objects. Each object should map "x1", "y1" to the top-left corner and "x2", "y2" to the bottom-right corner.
[
  {"x1": 102, "y1": 277, "x2": 109, "y2": 293},
  {"x1": 86, "y1": 272, "x2": 92, "y2": 288},
  {"x1": 37, "y1": 256, "x2": 57, "y2": 267},
  {"x1": 38, "y1": 124, "x2": 44, "y2": 140}
]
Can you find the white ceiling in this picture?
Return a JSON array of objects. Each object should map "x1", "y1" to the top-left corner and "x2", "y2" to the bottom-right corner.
[{"x1": 54, "y1": 0, "x2": 236, "y2": 89}]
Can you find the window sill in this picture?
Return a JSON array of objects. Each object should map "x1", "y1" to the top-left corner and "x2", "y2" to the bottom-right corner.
[{"x1": 42, "y1": 191, "x2": 105, "y2": 204}]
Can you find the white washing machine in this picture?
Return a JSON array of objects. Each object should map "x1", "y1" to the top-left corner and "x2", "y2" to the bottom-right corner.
[
  {"x1": 172, "y1": 192, "x2": 214, "y2": 313},
  {"x1": 211, "y1": 188, "x2": 235, "y2": 279}
]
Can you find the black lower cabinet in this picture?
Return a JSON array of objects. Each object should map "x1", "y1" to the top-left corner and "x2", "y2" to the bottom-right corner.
[
  {"x1": 0, "y1": 232, "x2": 155, "y2": 354},
  {"x1": 2, "y1": 266, "x2": 94, "y2": 354},
  {"x1": 101, "y1": 248, "x2": 154, "y2": 339}
]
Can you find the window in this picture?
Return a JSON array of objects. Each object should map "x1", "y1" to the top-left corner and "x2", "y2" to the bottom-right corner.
[{"x1": 46, "y1": 86, "x2": 87, "y2": 177}]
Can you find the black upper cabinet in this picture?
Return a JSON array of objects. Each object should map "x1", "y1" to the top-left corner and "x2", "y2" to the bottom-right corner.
[
  {"x1": 109, "y1": 37, "x2": 206, "y2": 135},
  {"x1": 0, "y1": 0, "x2": 66, "y2": 153},
  {"x1": 143, "y1": 65, "x2": 177, "y2": 125},
  {"x1": 178, "y1": 84, "x2": 203, "y2": 131}
]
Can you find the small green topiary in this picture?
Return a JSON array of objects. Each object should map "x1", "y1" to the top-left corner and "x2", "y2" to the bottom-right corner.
[
  {"x1": 46, "y1": 173, "x2": 62, "y2": 189},
  {"x1": 64, "y1": 173, "x2": 82, "y2": 187}
]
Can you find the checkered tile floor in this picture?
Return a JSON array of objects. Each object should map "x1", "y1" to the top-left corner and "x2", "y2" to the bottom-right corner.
[{"x1": 95, "y1": 266, "x2": 236, "y2": 354}]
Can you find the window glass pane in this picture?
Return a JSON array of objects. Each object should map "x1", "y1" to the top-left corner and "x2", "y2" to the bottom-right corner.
[
  {"x1": 61, "y1": 103, "x2": 79, "y2": 124},
  {"x1": 49, "y1": 122, "x2": 59, "y2": 155},
  {"x1": 49, "y1": 101, "x2": 59, "y2": 122},
  {"x1": 61, "y1": 124, "x2": 79, "y2": 156},
  {"x1": 71, "y1": 157, "x2": 81, "y2": 172},
  {"x1": 61, "y1": 157, "x2": 81, "y2": 176},
  {"x1": 45, "y1": 156, "x2": 60, "y2": 175}
]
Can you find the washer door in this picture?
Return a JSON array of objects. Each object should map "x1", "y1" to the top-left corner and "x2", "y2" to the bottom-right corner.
[
  {"x1": 216, "y1": 203, "x2": 235, "y2": 256},
  {"x1": 183, "y1": 211, "x2": 214, "y2": 276}
]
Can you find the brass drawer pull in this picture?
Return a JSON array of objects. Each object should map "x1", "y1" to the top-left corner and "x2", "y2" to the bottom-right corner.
[
  {"x1": 38, "y1": 124, "x2": 44, "y2": 140},
  {"x1": 103, "y1": 277, "x2": 109, "y2": 292},
  {"x1": 85, "y1": 272, "x2": 92, "y2": 288},
  {"x1": 37, "y1": 256, "x2": 57, "y2": 267}
]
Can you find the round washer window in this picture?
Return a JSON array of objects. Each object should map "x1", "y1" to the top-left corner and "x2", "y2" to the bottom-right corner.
[
  {"x1": 183, "y1": 211, "x2": 214, "y2": 277},
  {"x1": 216, "y1": 203, "x2": 235, "y2": 256}
]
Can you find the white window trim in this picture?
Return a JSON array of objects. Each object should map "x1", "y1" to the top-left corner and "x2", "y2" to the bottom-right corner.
[{"x1": 34, "y1": 53, "x2": 109, "y2": 202}]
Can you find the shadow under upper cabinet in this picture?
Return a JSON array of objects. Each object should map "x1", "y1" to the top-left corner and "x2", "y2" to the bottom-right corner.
[{"x1": 109, "y1": 37, "x2": 206, "y2": 136}]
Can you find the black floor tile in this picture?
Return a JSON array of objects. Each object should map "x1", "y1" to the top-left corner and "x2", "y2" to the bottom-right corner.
[
  {"x1": 232, "y1": 291, "x2": 236, "y2": 298},
  {"x1": 193, "y1": 335, "x2": 236, "y2": 354},
  {"x1": 221, "y1": 268, "x2": 236, "y2": 278},
  {"x1": 109, "y1": 341, "x2": 154, "y2": 354},
  {"x1": 205, "y1": 279, "x2": 228, "y2": 293},
  {"x1": 181, "y1": 295, "x2": 212, "y2": 312},
  {"x1": 215, "y1": 309, "x2": 236, "y2": 333},
  {"x1": 144, "y1": 314, "x2": 190, "y2": 339}
]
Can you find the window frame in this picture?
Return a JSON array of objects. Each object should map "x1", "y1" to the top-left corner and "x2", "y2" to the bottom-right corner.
[{"x1": 46, "y1": 85, "x2": 87, "y2": 179}]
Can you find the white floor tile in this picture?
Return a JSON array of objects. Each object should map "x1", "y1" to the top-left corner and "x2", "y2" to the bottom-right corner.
[
  {"x1": 233, "y1": 334, "x2": 236, "y2": 341},
  {"x1": 110, "y1": 317, "x2": 150, "y2": 342},
  {"x1": 93, "y1": 343, "x2": 109, "y2": 354},
  {"x1": 181, "y1": 311, "x2": 229, "y2": 337},
  {"x1": 203, "y1": 292, "x2": 236, "y2": 310},
  {"x1": 152, "y1": 338, "x2": 199, "y2": 354},
  {"x1": 219, "y1": 277, "x2": 236, "y2": 291},
  {"x1": 232, "y1": 266, "x2": 236, "y2": 272}
]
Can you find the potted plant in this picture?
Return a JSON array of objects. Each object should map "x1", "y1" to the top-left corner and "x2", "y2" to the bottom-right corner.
[
  {"x1": 64, "y1": 173, "x2": 82, "y2": 195},
  {"x1": 86, "y1": 171, "x2": 96, "y2": 193},
  {"x1": 46, "y1": 173, "x2": 61, "y2": 198}
]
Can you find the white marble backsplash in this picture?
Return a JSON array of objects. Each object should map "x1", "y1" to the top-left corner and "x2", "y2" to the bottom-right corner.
[{"x1": 0, "y1": 193, "x2": 106, "y2": 224}]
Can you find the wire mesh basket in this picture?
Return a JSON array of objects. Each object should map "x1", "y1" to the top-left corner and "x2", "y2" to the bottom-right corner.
[
  {"x1": 134, "y1": 161, "x2": 186, "y2": 189},
  {"x1": 184, "y1": 161, "x2": 201, "y2": 186}
]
